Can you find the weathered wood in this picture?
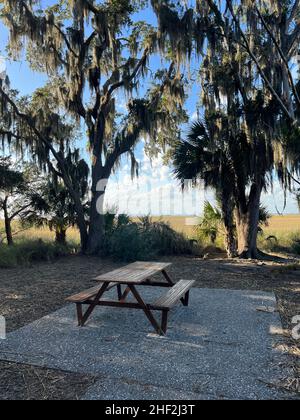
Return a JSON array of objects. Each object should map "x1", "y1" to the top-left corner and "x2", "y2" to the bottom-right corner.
[
  {"x1": 66, "y1": 282, "x2": 117, "y2": 303},
  {"x1": 162, "y1": 269, "x2": 174, "y2": 286},
  {"x1": 117, "y1": 284, "x2": 122, "y2": 301},
  {"x1": 93, "y1": 262, "x2": 172, "y2": 284},
  {"x1": 152, "y1": 280, "x2": 196, "y2": 310},
  {"x1": 76, "y1": 304, "x2": 83, "y2": 326},
  {"x1": 80, "y1": 282, "x2": 110, "y2": 326},
  {"x1": 128, "y1": 284, "x2": 164, "y2": 335},
  {"x1": 66, "y1": 262, "x2": 194, "y2": 335},
  {"x1": 120, "y1": 286, "x2": 131, "y2": 302},
  {"x1": 161, "y1": 310, "x2": 169, "y2": 334}
]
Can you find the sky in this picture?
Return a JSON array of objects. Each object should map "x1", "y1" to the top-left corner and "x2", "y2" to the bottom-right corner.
[{"x1": 0, "y1": 1, "x2": 299, "y2": 216}]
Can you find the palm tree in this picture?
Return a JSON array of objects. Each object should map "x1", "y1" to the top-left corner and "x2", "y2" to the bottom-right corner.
[
  {"x1": 25, "y1": 181, "x2": 87, "y2": 245},
  {"x1": 0, "y1": 158, "x2": 38, "y2": 245},
  {"x1": 174, "y1": 119, "x2": 237, "y2": 257},
  {"x1": 197, "y1": 200, "x2": 271, "y2": 248},
  {"x1": 198, "y1": 201, "x2": 222, "y2": 244},
  {"x1": 23, "y1": 151, "x2": 89, "y2": 245}
]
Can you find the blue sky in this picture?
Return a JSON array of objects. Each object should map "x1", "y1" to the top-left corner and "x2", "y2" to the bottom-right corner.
[{"x1": 0, "y1": 1, "x2": 298, "y2": 215}]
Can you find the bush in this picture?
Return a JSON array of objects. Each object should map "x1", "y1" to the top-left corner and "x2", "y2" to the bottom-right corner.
[
  {"x1": 0, "y1": 240, "x2": 74, "y2": 268},
  {"x1": 104, "y1": 215, "x2": 197, "y2": 262},
  {"x1": 291, "y1": 238, "x2": 300, "y2": 255}
]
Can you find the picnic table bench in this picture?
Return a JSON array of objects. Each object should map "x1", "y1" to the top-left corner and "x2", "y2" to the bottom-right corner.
[{"x1": 66, "y1": 262, "x2": 195, "y2": 335}]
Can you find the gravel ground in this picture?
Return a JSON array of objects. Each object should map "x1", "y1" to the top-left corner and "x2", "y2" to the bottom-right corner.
[{"x1": 0, "y1": 254, "x2": 299, "y2": 400}]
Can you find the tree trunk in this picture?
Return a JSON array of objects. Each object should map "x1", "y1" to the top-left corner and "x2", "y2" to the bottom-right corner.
[
  {"x1": 220, "y1": 192, "x2": 237, "y2": 258},
  {"x1": 55, "y1": 228, "x2": 67, "y2": 245},
  {"x1": 88, "y1": 190, "x2": 106, "y2": 254},
  {"x1": 3, "y1": 199, "x2": 13, "y2": 246},
  {"x1": 5, "y1": 217, "x2": 13, "y2": 246},
  {"x1": 87, "y1": 161, "x2": 109, "y2": 255},
  {"x1": 49, "y1": 161, "x2": 88, "y2": 253},
  {"x1": 72, "y1": 193, "x2": 89, "y2": 253},
  {"x1": 224, "y1": 224, "x2": 237, "y2": 258},
  {"x1": 235, "y1": 182, "x2": 262, "y2": 259}
]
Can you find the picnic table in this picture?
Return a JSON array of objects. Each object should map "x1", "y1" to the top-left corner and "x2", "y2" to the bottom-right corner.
[{"x1": 67, "y1": 262, "x2": 195, "y2": 335}]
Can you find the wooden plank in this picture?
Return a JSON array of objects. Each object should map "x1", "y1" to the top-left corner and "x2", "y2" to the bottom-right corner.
[
  {"x1": 66, "y1": 282, "x2": 116, "y2": 303},
  {"x1": 129, "y1": 262, "x2": 172, "y2": 270},
  {"x1": 152, "y1": 280, "x2": 196, "y2": 309},
  {"x1": 93, "y1": 262, "x2": 172, "y2": 284}
]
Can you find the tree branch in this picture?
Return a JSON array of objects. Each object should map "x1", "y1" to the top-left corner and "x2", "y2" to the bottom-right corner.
[
  {"x1": 254, "y1": 3, "x2": 300, "y2": 110},
  {"x1": 104, "y1": 62, "x2": 175, "y2": 171},
  {"x1": 0, "y1": 86, "x2": 77, "y2": 198},
  {"x1": 288, "y1": 0, "x2": 300, "y2": 25},
  {"x1": 102, "y1": 47, "x2": 150, "y2": 108},
  {"x1": 9, "y1": 203, "x2": 32, "y2": 221},
  {"x1": 224, "y1": 0, "x2": 295, "y2": 122},
  {"x1": 287, "y1": 25, "x2": 300, "y2": 57},
  {"x1": 17, "y1": 0, "x2": 79, "y2": 58}
]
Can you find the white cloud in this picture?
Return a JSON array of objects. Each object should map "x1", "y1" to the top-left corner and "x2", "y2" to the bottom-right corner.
[
  {"x1": 191, "y1": 111, "x2": 198, "y2": 121},
  {"x1": 104, "y1": 153, "x2": 299, "y2": 216}
]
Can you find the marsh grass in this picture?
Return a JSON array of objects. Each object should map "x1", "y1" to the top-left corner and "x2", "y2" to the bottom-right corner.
[
  {"x1": 0, "y1": 220, "x2": 80, "y2": 244},
  {"x1": 0, "y1": 221, "x2": 80, "y2": 268},
  {"x1": 1, "y1": 216, "x2": 300, "y2": 266},
  {"x1": 258, "y1": 230, "x2": 300, "y2": 255}
]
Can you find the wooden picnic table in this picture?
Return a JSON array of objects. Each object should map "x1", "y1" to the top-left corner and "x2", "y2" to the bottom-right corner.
[{"x1": 67, "y1": 261, "x2": 195, "y2": 335}]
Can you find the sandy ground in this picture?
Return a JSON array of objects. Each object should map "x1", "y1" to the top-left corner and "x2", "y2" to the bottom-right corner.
[{"x1": 0, "y1": 255, "x2": 299, "y2": 400}]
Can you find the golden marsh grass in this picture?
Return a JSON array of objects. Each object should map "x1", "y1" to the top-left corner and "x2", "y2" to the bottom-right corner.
[{"x1": 1, "y1": 215, "x2": 300, "y2": 245}]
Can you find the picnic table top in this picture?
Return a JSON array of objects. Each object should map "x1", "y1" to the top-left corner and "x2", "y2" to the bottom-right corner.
[{"x1": 93, "y1": 261, "x2": 172, "y2": 284}]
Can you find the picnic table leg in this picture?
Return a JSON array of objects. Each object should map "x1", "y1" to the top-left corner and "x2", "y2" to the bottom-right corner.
[
  {"x1": 117, "y1": 285, "x2": 122, "y2": 301},
  {"x1": 162, "y1": 270, "x2": 174, "y2": 286},
  {"x1": 120, "y1": 286, "x2": 131, "y2": 302},
  {"x1": 183, "y1": 290, "x2": 190, "y2": 306},
  {"x1": 161, "y1": 310, "x2": 169, "y2": 334},
  {"x1": 76, "y1": 304, "x2": 83, "y2": 326},
  {"x1": 80, "y1": 282, "x2": 110, "y2": 327},
  {"x1": 128, "y1": 285, "x2": 164, "y2": 336}
]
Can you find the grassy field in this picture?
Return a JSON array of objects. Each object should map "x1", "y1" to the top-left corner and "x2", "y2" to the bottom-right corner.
[
  {"x1": 149, "y1": 214, "x2": 300, "y2": 238},
  {"x1": 1, "y1": 214, "x2": 300, "y2": 261},
  {"x1": 0, "y1": 222, "x2": 80, "y2": 244},
  {"x1": 1, "y1": 215, "x2": 300, "y2": 243}
]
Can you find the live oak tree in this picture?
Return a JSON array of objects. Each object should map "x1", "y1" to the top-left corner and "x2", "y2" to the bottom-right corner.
[
  {"x1": 0, "y1": 0, "x2": 186, "y2": 254},
  {"x1": 203, "y1": 0, "x2": 300, "y2": 257},
  {"x1": 206, "y1": 1, "x2": 300, "y2": 189},
  {"x1": 212, "y1": 0, "x2": 300, "y2": 124},
  {"x1": 153, "y1": 0, "x2": 295, "y2": 258},
  {"x1": 200, "y1": 16, "x2": 279, "y2": 258},
  {"x1": 0, "y1": 81, "x2": 91, "y2": 247}
]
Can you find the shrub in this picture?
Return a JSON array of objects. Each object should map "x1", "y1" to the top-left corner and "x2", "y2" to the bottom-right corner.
[
  {"x1": 0, "y1": 240, "x2": 74, "y2": 268},
  {"x1": 291, "y1": 238, "x2": 300, "y2": 255},
  {"x1": 104, "y1": 215, "x2": 197, "y2": 262}
]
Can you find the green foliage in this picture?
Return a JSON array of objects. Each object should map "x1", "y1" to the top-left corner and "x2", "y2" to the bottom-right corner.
[
  {"x1": 196, "y1": 201, "x2": 222, "y2": 244},
  {"x1": 195, "y1": 200, "x2": 272, "y2": 245},
  {"x1": 23, "y1": 153, "x2": 89, "y2": 243},
  {"x1": 0, "y1": 158, "x2": 45, "y2": 245},
  {"x1": 291, "y1": 238, "x2": 300, "y2": 255},
  {"x1": 258, "y1": 231, "x2": 300, "y2": 256},
  {"x1": 258, "y1": 205, "x2": 272, "y2": 233},
  {"x1": 103, "y1": 214, "x2": 196, "y2": 262},
  {"x1": 0, "y1": 157, "x2": 25, "y2": 192},
  {"x1": 0, "y1": 240, "x2": 75, "y2": 268}
]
